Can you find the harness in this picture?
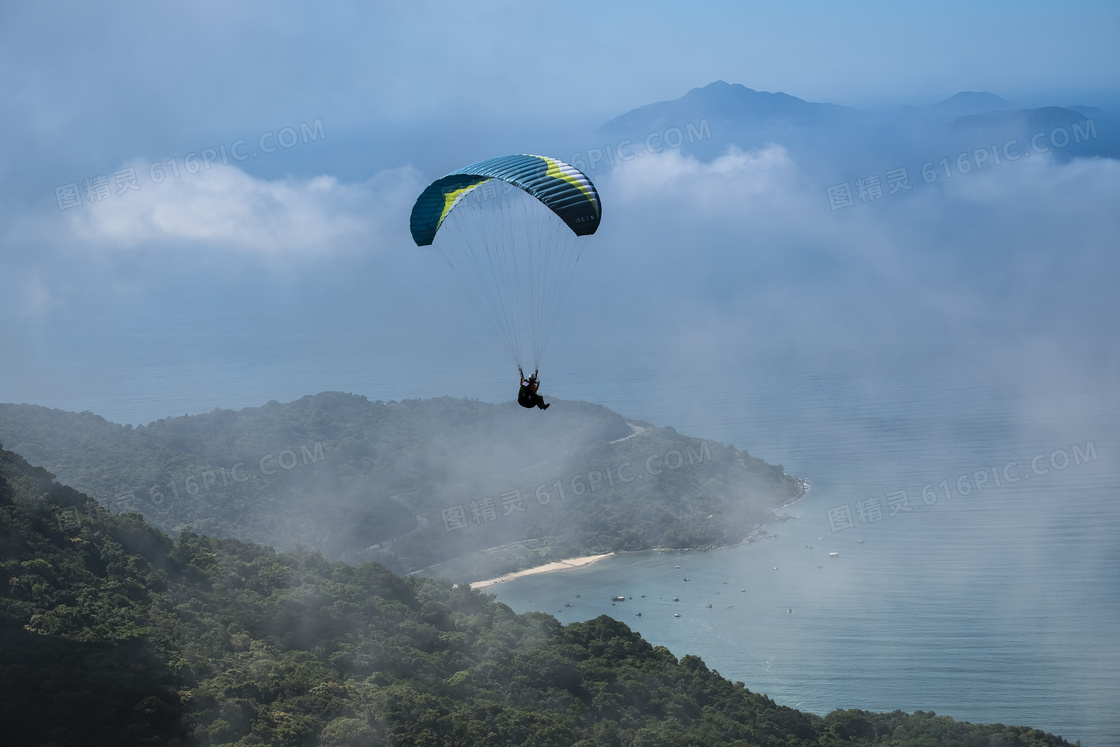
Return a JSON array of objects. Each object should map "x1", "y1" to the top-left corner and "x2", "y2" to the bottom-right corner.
[{"x1": 518, "y1": 385, "x2": 535, "y2": 408}]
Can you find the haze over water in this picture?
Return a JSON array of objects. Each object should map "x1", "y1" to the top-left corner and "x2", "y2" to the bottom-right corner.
[{"x1": 486, "y1": 343, "x2": 1120, "y2": 746}]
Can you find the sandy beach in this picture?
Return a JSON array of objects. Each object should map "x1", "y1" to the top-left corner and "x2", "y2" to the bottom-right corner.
[{"x1": 468, "y1": 553, "x2": 615, "y2": 590}]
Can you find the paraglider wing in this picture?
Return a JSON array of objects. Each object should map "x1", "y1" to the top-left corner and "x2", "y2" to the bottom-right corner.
[
  {"x1": 409, "y1": 155, "x2": 601, "y2": 371},
  {"x1": 410, "y1": 154, "x2": 601, "y2": 246}
]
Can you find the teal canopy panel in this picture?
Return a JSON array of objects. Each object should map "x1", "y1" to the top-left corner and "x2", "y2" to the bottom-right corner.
[{"x1": 410, "y1": 154, "x2": 601, "y2": 246}]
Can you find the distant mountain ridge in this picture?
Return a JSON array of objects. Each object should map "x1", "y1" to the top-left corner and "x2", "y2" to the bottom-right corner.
[
  {"x1": 603, "y1": 81, "x2": 1034, "y2": 135},
  {"x1": 599, "y1": 80, "x2": 863, "y2": 137},
  {"x1": 923, "y1": 90, "x2": 1017, "y2": 115},
  {"x1": 588, "y1": 80, "x2": 1113, "y2": 167},
  {"x1": 946, "y1": 105, "x2": 1091, "y2": 133}
]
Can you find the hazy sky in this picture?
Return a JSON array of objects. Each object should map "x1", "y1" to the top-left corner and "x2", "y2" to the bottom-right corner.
[
  {"x1": 1, "y1": 0, "x2": 1117, "y2": 426},
  {"x1": 3, "y1": 1, "x2": 1118, "y2": 130}
]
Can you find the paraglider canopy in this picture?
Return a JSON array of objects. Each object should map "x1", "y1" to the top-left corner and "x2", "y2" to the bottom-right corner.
[
  {"x1": 410, "y1": 154, "x2": 601, "y2": 245},
  {"x1": 410, "y1": 154, "x2": 601, "y2": 371}
]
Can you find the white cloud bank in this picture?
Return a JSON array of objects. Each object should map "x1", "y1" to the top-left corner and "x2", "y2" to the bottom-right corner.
[
  {"x1": 57, "y1": 162, "x2": 424, "y2": 258},
  {"x1": 579, "y1": 142, "x2": 1120, "y2": 357}
]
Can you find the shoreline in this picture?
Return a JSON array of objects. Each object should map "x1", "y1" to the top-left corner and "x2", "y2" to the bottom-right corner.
[
  {"x1": 468, "y1": 553, "x2": 615, "y2": 590},
  {"x1": 466, "y1": 521, "x2": 793, "y2": 590},
  {"x1": 464, "y1": 487, "x2": 807, "y2": 591}
]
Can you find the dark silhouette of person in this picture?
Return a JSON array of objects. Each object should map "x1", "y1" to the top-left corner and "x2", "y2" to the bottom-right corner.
[{"x1": 518, "y1": 368, "x2": 549, "y2": 410}]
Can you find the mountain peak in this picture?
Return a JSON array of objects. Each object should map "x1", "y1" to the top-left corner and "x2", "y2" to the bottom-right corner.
[
  {"x1": 599, "y1": 81, "x2": 860, "y2": 137},
  {"x1": 928, "y1": 91, "x2": 1016, "y2": 114}
]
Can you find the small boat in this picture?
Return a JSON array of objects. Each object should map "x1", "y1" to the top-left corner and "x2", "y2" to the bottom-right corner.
[
  {"x1": 640, "y1": 594, "x2": 646, "y2": 598},
  {"x1": 705, "y1": 604, "x2": 712, "y2": 608},
  {"x1": 674, "y1": 613, "x2": 681, "y2": 617},
  {"x1": 740, "y1": 588, "x2": 746, "y2": 592},
  {"x1": 612, "y1": 596, "x2": 625, "y2": 601},
  {"x1": 683, "y1": 577, "x2": 690, "y2": 581},
  {"x1": 772, "y1": 566, "x2": 779, "y2": 570},
  {"x1": 672, "y1": 597, "x2": 680, "y2": 602},
  {"x1": 829, "y1": 552, "x2": 839, "y2": 557},
  {"x1": 636, "y1": 612, "x2": 642, "y2": 617}
]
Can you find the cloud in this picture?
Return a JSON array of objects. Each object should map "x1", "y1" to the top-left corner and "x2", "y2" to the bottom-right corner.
[
  {"x1": 57, "y1": 162, "x2": 423, "y2": 258},
  {"x1": 573, "y1": 141, "x2": 1120, "y2": 358},
  {"x1": 0, "y1": 160, "x2": 429, "y2": 321},
  {"x1": 608, "y1": 144, "x2": 804, "y2": 210}
]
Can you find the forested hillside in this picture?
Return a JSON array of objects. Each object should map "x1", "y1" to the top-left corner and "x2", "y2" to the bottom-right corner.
[
  {"x1": 0, "y1": 394, "x2": 804, "y2": 580},
  {"x1": 0, "y1": 445, "x2": 1075, "y2": 746}
]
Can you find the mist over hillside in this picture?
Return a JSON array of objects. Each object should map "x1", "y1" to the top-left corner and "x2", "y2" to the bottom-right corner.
[{"x1": 0, "y1": 393, "x2": 804, "y2": 581}]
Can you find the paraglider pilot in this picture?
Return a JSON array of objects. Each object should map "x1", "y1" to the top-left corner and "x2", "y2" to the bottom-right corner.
[{"x1": 518, "y1": 368, "x2": 550, "y2": 410}]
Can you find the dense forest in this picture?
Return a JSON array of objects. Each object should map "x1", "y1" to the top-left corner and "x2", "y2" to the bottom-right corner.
[
  {"x1": 0, "y1": 444, "x2": 1076, "y2": 746},
  {"x1": 0, "y1": 395, "x2": 804, "y2": 581}
]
